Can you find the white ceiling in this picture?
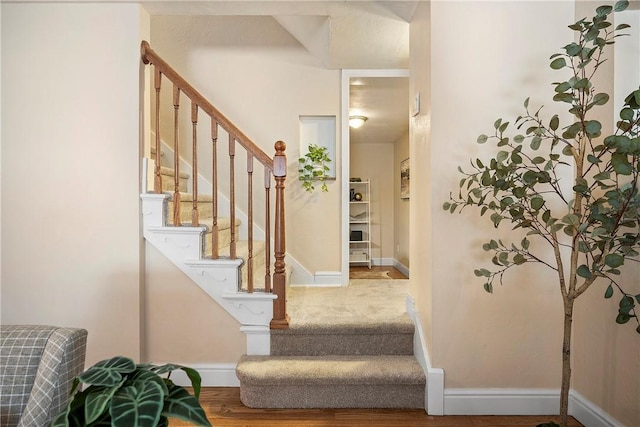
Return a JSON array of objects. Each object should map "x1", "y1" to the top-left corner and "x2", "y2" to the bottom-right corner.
[
  {"x1": 142, "y1": 0, "x2": 413, "y2": 145},
  {"x1": 349, "y1": 77, "x2": 409, "y2": 145}
]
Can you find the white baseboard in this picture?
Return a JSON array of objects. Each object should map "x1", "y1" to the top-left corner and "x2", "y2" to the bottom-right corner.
[
  {"x1": 168, "y1": 363, "x2": 239, "y2": 387},
  {"x1": 569, "y1": 390, "x2": 624, "y2": 427},
  {"x1": 393, "y1": 259, "x2": 409, "y2": 277},
  {"x1": 313, "y1": 271, "x2": 343, "y2": 286},
  {"x1": 371, "y1": 258, "x2": 410, "y2": 277},
  {"x1": 444, "y1": 388, "x2": 624, "y2": 427},
  {"x1": 444, "y1": 388, "x2": 559, "y2": 415},
  {"x1": 405, "y1": 296, "x2": 444, "y2": 415}
]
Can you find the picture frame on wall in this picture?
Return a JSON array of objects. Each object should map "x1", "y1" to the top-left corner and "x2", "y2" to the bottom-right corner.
[{"x1": 400, "y1": 158, "x2": 410, "y2": 199}]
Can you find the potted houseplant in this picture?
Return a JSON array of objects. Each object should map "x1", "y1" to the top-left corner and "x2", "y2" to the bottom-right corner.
[
  {"x1": 298, "y1": 143, "x2": 331, "y2": 192},
  {"x1": 51, "y1": 356, "x2": 211, "y2": 427},
  {"x1": 443, "y1": 2, "x2": 638, "y2": 426}
]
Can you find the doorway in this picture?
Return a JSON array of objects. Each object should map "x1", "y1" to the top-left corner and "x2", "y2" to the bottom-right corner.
[{"x1": 341, "y1": 70, "x2": 410, "y2": 286}]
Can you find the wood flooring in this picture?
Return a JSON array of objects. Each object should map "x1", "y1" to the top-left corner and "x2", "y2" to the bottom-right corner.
[
  {"x1": 169, "y1": 387, "x2": 583, "y2": 427},
  {"x1": 349, "y1": 265, "x2": 408, "y2": 279}
]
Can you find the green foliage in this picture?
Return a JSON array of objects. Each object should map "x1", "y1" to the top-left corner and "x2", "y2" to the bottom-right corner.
[
  {"x1": 298, "y1": 144, "x2": 332, "y2": 192},
  {"x1": 51, "y1": 356, "x2": 211, "y2": 427},
  {"x1": 444, "y1": 0, "x2": 639, "y2": 334}
]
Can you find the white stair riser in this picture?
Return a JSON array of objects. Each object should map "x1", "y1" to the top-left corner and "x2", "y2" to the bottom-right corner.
[{"x1": 141, "y1": 193, "x2": 277, "y2": 332}]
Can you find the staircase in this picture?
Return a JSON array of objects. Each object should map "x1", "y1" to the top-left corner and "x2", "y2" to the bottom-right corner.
[
  {"x1": 141, "y1": 41, "x2": 428, "y2": 409},
  {"x1": 141, "y1": 166, "x2": 278, "y2": 330},
  {"x1": 141, "y1": 41, "x2": 289, "y2": 355},
  {"x1": 236, "y1": 310, "x2": 426, "y2": 408}
]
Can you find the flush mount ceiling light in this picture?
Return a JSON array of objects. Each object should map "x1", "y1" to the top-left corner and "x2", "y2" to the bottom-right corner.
[{"x1": 349, "y1": 115, "x2": 368, "y2": 129}]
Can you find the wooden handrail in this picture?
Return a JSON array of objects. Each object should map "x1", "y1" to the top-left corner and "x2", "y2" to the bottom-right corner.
[
  {"x1": 141, "y1": 40, "x2": 288, "y2": 329},
  {"x1": 141, "y1": 41, "x2": 274, "y2": 171}
]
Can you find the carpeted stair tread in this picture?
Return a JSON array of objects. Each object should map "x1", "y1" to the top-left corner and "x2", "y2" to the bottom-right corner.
[
  {"x1": 159, "y1": 166, "x2": 189, "y2": 179},
  {"x1": 270, "y1": 315, "x2": 415, "y2": 356},
  {"x1": 167, "y1": 192, "x2": 213, "y2": 202},
  {"x1": 280, "y1": 313, "x2": 414, "y2": 334},
  {"x1": 237, "y1": 355, "x2": 425, "y2": 386},
  {"x1": 188, "y1": 215, "x2": 239, "y2": 232},
  {"x1": 237, "y1": 355, "x2": 426, "y2": 409}
]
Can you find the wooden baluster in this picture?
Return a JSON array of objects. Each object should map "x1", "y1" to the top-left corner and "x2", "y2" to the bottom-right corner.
[
  {"x1": 191, "y1": 101, "x2": 199, "y2": 226},
  {"x1": 247, "y1": 153, "x2": 254, "y2": 293},
  {"x1": 172, "y1": 84, "x2": 181, "y2": 226},
  {"x1": 229, "y1": 135, "x2": 236, "y2": 260},
  {"x1": 270, "y1": 141, "x2": 289, "y2": 329},
  {"x1": 264, "y1": 169, "x2": 272, "y2": 293},
  {"x1": 153, "y1": 67, "x2": 162, "y2": 193},
  {"x1": 211, "y1": 121, "x2": 219, "y2": 259}
]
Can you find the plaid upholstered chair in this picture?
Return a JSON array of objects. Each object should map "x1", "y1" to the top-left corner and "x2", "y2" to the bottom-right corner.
[{"x1": 0, "y1": 325, "x2": 87, "y2": 427}]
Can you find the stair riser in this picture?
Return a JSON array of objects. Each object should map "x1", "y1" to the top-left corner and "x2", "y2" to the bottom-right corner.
[
  {"x1": 160, "y1": 175, "x2": 188, "y2": 193},
  {"x1": 167, "y1": 200, "x2": 213, "y2": 223},
  {"x1": 240, "y1": 384, "x2": 425, "y2": 409},
  {"x1": 203, "y1": 225, "x2": 241, "y2": 256},
  {"x1": 270, "y1": 333, "x2": 414, "y2": 356}
]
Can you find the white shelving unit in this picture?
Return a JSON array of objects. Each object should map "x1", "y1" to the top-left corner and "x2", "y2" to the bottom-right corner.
[{"x1": 349, "y1": 179, "x2": 371, "y2": 268}]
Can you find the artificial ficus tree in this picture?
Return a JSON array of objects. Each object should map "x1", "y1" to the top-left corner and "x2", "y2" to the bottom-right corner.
[{"x1": 443, "y1": 2, "x2": 639, "y2": 426}]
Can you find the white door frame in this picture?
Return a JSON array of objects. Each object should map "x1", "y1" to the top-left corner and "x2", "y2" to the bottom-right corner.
[{"x1": 340, "y1": 69, "x2": 410, "y2": 286}]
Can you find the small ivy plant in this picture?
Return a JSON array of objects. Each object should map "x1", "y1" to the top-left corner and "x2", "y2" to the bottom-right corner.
[
  {"x1": 298, "y1": 144, "x2": 331, "y2": 192},
  {"x1": 51, "y1": 356, "x2": 211, "y2": 427}
]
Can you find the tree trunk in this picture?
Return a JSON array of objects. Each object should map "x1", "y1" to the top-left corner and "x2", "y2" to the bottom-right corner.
[{"x1": 560, "y1": 299, "x2": 574, "y2": 427}]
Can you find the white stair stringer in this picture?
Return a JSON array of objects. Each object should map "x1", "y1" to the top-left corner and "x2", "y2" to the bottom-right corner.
[{"x1": 141, "y1": 193, "x2": 276, "y2": 355}]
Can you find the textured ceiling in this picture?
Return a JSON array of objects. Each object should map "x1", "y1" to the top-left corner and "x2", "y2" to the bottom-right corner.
[
  {"x1": 143, "y1": 0, "x2": 413, "y2": 145},
  {"x1": 349, "y1": 77, "x2": 409, "y2": 145}
]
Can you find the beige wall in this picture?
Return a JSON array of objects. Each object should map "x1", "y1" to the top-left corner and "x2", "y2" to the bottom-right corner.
[
  {"x1": 150, "y1": 16, "x2": 341, "y2": 274},
  {"x1": 1, "y1": 3, "x2": 148, "y2": 365},
  {"x1": 144, "y1": 245, "x2": 245, "y2": 363},
  {"x1": 425, "y1": 0, "x2": 574, "y2": 387},
  {"x1": 394, "y1": 131, "x2": 410, "y2": 269},
  {"x1": 413, "y1": 1, "x2": 638, "y2": 424},
  {"x1": 409, "y1": 0, "x2": 433, "y2": 350},
  {"x1": 350, "y1": 143, "x2": 395, "y2": 262},
  {"x1": 571, "y1": 4, "x2": 640, "y2": 425}
]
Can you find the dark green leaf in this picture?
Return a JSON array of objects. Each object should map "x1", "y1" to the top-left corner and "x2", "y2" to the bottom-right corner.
[
  {"x1": 550, "y1": 57, "x2": 566, "y2": 70},
  {"x1": 85, "y1": 385, "x2": 122, "y2": 424},
  {"x1": 612, "y1": 154, "x2": 632, "y2": 175},
  {"x1": 577, "y1": 265, "x2": 592, "y2": 279},
  {"x1": 161, "y1": 384, "x2": 211, "y2": 426},
  {"x1": 585, "y1": 120, "x2": 602, "y2": 137},
  {"x1": 483, "y1": 283, "x2": 493, "y2": 294},
  {"x1": 587, "y1": 154, "x2": 601, "y2": 164},
  {"x1": 593, "y1": 93, "x2": 609, "y2": 106},
  {"x1": 604, "y1": 284, "x2": 614, "y2": 299},
  {"x1": 110, "y1": 382, "x2": 164, "y2": 427},
  {"x1": 531, "y1": 197, "x2": 544, "y2": 210},
  {"x1": 530, "y1": 136, "x2": 542, "y2": 150},
  {"x1": 616, "y1": 313, "x2": 630, "y2": 324},
  {"x1": 561, "y1": 214, "x2": 580, "y2": 226},
  {"x1": 78, "y1": 356, "x2": 136, "y2": 388},
  {"x1": 605, "y1": 253, "x2": 624, "y2": 268},
  {"x1": 532, "y1": 156, "x2": 546, "y2": 164},
  {"x1": 477, "y1": 134, "x2": 488, "y2": 144},
  {"x1": 614, "y1": 0, "x2": 629, "y2": 12}
]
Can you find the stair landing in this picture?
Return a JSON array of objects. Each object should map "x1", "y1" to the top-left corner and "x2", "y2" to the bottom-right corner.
[{"x1": 236, "y1": 279, "x2": 426, "y2": 409}]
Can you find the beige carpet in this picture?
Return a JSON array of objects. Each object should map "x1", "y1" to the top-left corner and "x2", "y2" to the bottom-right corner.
[
  {"x1": 349, "y1": 270, "x2": 391, "y2": 279},
  {"x1": 286, "y1": 279, "x2": 409, "y2": 327},
  {"x1": 238, "y1": 278, "x2": 425, "y2": 409}
]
